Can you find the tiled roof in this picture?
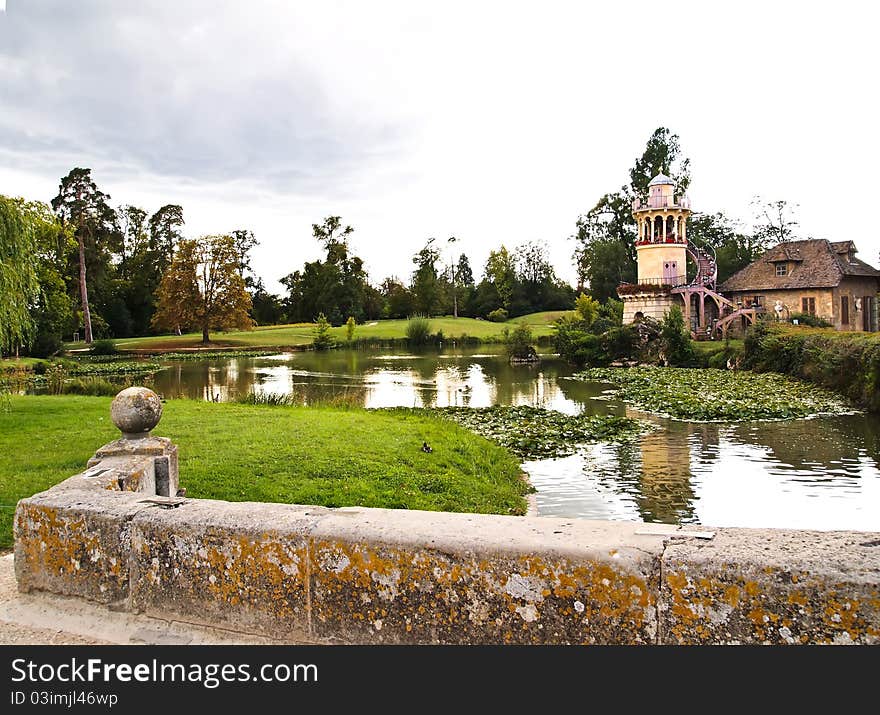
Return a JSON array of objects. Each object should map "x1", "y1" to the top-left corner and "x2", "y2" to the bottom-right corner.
[{"x1": 719, "y1": 239, "x2": 880, "y2": 291}]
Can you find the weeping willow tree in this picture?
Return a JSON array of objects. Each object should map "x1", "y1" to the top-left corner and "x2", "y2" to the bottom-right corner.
[{"x1": 0, "y1": 196, "x2": 40, "y2": 357}]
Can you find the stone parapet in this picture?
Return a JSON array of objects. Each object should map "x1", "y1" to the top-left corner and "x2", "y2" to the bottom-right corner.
[{"x1": 12, "y1": 388, "x2": 880, "y2": 644}]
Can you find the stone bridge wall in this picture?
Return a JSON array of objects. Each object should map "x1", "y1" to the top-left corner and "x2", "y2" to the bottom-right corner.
[{"x1": 12, "y1": 389, "x2": 880, "y2": 645}]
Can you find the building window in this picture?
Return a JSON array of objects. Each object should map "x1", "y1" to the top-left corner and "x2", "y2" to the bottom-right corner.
[
  {"x1": 802, "y1": 297, "x2": 816, "y2": 315},
  {"x1": 775, "y1": 263, "x2": 788, "y2": 277},
  {"x1": 841, "y1": 295, "x2": 849, "y2": 325}
]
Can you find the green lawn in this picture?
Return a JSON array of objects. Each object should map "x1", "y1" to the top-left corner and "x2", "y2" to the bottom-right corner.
[
  {"x1": 0, "y1": 396, "x2": 530, "y2": 547},
  {"x1": 692, "y1": 339, "x2": 744, "y2": 356},
  {"x1": 63, "y1": 312, "x2": 570, "y2": 353}
]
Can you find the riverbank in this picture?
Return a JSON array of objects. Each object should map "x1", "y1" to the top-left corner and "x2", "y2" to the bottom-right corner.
[
  {"x1": 0, "y1": 395, "x2": 531, "y2": 548},
  {"x1": 744, "y1": 323, "x2": 880, "y2": 412},
  {"x1": 60, "y1": 312, "x2": 568, "y2": 354}
]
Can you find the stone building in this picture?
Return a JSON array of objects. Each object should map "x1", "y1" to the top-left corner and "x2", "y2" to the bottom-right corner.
[
  {"x1": 619, "y1": 172, "x2": 880, "y2": 336},
  {"x1": 620, "y1": 173, "x2": 752, "y2": 337},
  {"x1": 719, "y1": 240, "x2": 880, "y2": 332}
]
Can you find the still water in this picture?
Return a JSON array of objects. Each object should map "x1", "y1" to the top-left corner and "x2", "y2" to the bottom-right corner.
[{"x1": 150, "y1": 346, "x2": 880, "y2": 531}]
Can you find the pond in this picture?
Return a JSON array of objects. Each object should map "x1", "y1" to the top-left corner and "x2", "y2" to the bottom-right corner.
[{"x1": 148, "y1": 346, "x2": 880, "y2": 531}]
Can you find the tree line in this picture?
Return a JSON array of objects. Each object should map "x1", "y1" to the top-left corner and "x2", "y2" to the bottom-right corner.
[{"x1": 1, "y1": 128, "x2": 805, "y2": 355}]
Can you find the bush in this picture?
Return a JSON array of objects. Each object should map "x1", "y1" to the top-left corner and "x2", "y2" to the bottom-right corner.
[
  {"x1": 660, "y1": 305, "x2": 696, "y2": 367},
  {"x1": 601, "y1": 326, "x2": 638, "y2": 360},
  {"x1": 589, "y1": 317, "x2": 616, "y2": 336},
  {"x1": 90, "y1": 339, "x2": 118, "y2": 356},
  {"x1": 788, "y1": 312, "x2": 833, "y2": 328},
  {"x1": 504, "y1": 323, "x2": 538, "y2": 361},
  {"x1": 598, "y1": 299, "x2": 624, "y2": 326},
  {"x1": 405, "y1": 315, "x2": 432, "y2": 345},
  {"x1": 312, "y1": 313, "x2": 335, "y2": 350},
  {"x1": 487, "y1": 308, "x2": 508, "y2": 323},
  {"x1": 30, "y1": 332, "x2": 63, "y2": 358},
  {"x1": 744, "y1": 323, "x2": 880, "y2": 411},
  {"x1": 574, "y1": 294, "x2": 599, "y2": 326},
  {"x1": 32, "y1": 361, "x2": 50, "y2": 376},
  {"x1": 345, "y1": 316, "x2": 356, "y2": 342}
]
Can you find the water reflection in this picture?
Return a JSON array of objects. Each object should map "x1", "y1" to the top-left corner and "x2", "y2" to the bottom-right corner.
[{"x1": 147, "y1": 346, "x2": 880, "y2": 531}]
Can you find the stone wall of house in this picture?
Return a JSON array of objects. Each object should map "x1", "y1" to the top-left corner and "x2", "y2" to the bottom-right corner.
[{"x1": 833, "y1": 278, "x2": 880, "y2": 332}]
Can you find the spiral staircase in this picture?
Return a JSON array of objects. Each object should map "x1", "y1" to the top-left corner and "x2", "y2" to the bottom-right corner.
[{"x1": 675, "y1": 241, "x2": 762, "y2": 338}]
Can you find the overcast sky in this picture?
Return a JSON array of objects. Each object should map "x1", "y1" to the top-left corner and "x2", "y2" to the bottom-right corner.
[{"x1": 1, "y1": 0, "x2": 878, "y2": 292}]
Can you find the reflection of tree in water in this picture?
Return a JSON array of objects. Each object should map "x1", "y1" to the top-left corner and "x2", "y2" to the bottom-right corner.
[
  {"x1": 555, "y1": 373, "x2": 627, "y2": 417},
  {"x1": 732, "y1": 414, "x2": 880, "y2": 475}
]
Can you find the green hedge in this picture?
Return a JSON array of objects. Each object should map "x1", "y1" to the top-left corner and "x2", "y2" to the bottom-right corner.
[{"x1": 743, "y1": 323, "x2": 880, "y2": 411}]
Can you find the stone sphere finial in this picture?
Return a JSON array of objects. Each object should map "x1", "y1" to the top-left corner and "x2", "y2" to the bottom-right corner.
[{"x1": 110, "y1": 387, "x2": 163, "y2": 439}]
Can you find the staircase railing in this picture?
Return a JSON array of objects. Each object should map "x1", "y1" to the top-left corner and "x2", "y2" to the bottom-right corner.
[{"x1": 685, "y1": 238, "x2": 718, "y2": 289}]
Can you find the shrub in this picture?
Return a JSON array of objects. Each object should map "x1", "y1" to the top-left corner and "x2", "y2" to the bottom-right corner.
[
  {"x1": 574, "y1": 293, "x2": 599, "y2": 326},
  {"x1": 345, "y1": 316, "x2": 356, "y2": 342},
  {"x1": 598, "y1": 299, "x2": 624, "y2": 326},
  {"x1": 504, "y1": 323, "x2": 537, "y2": 361},
  {"x1": 789, "y1": 312, "x2": 833, "y2": 328},
  {"x1": 589, "y1": 317, "x2": 616, "y2": 336},
  {"x1": 601, "y1": 326, "x2": 638, "y2": 360},
  {"x1": 32, "y1": 361, "x2": 50, "y2": 376},
  {"x1": 30, "y1": 332, "x2": 63, "y2": 358},
  {"x1": 660, "y1": 305, "x2": 696, "y2": 367},
  {"x1": 743, "y1": 323, "x2": 880, "y2": 411},
  {"x1": 405, "y1": 315, "x2": 432, "y2": 345},
  {"x1": 90, "y1": 339, "x2": 118, "y2": 356},
  {"x1": 487, "y1": 308, "x2": 508, "y2": 323},
  {"x1": 312, "y1": 313, "x2": 335, "y2": 350}
]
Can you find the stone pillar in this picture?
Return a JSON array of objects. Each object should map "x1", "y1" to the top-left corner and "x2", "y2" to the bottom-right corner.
[{"x1": 86, "y1": 387, "x2": 180, "y2": 496}]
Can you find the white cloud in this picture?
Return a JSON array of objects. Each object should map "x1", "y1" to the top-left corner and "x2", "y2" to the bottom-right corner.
[{"x1": 1, "y1": 0, "x2": 879, "y2": 293}]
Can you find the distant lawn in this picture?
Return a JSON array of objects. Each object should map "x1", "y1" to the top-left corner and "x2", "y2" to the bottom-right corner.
[
  {"x1": 0, "y1": 396, "x2": 530, "y2": 548},
  {"x1": 64, "y1": 312, "x2": 570, "y2": 353}
]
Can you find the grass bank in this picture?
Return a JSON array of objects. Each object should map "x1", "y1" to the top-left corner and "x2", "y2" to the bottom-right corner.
[
  {"x1": 575, "y1": 366, "x2": 852, "y2": 421},
  {"x1": 744, "y1": 323, "x2": 880, "y2": 412},
  {"x1": 0, "y1": 396, "x2": 530, "y2": 548},
  {"x1": 62, "y1": 312, "x2": 569, "y2": 353}
]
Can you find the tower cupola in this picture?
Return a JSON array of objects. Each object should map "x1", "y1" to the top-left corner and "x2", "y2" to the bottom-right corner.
[{"x1": 631, "y1": 172, "x2": 692, "y2": 285}]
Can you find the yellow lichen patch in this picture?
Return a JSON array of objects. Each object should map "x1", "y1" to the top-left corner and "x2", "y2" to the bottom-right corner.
[{"x1": 723, "y1": 585, "x2": 741, "y2": 607}]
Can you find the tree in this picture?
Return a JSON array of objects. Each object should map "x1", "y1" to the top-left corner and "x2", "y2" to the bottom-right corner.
[
  {"x1": 660, "y1": 305, "x2": 696, "y2": 366},
  {"x1": 230, "y1": 229, "x2": 258, "y2": 279},
  {"x1": 119, "y1": 205, "x2": 148, "y2": 271},
  {"x1": 574, "y1": 238, "x2": 633, "y2": 303},
  {"x1": 281, "y1": 216, "x2": 370, "y2": 324},
  {"x1": 572, "y1": 128, "x2": 689, "y2": 299},
  {"x1": 51, "y1": 168, "x2": 116, "y2": 343},
  {"x1": 25, "y1": 201, "x2": 75, "y2": 356},
  {"x1": 752, "y1": 197, "x2": 799, "y2": 245},
  {"x1": 629, "y1": 127, "x2": 691, "y2": 200},
  {"x1": 380, "y1": 277, "x2": 414, "y2": 319},
  {"x1": 152, "y1": 235, "x2": 253, "y2": 343},
  {"x1": 0, "y1": 196, "x2": 41, "y2": 355},
  {"x1": 687, "y1": 212, "x2": 767, "y2": 284},
  {"x1": 148, "y1": 204, "x2": 185, "y2": 269},
  {"x1": 411, "y1": 239, "x2": 442, "y2": 315},
  {"x1": 249, "y1": 278, "x2": 285, "y2": 325},
  {"x1": 483, "y1": 246, "x2": 516, "y2": 310}
]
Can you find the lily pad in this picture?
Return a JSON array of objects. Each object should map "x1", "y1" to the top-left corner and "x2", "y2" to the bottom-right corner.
[
  {"x1": 422, "y1": 406, "x2": 649, "y2": 459},
  {"x1": 574, "y1": 367, "x2": 853, "y2": 421}
]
